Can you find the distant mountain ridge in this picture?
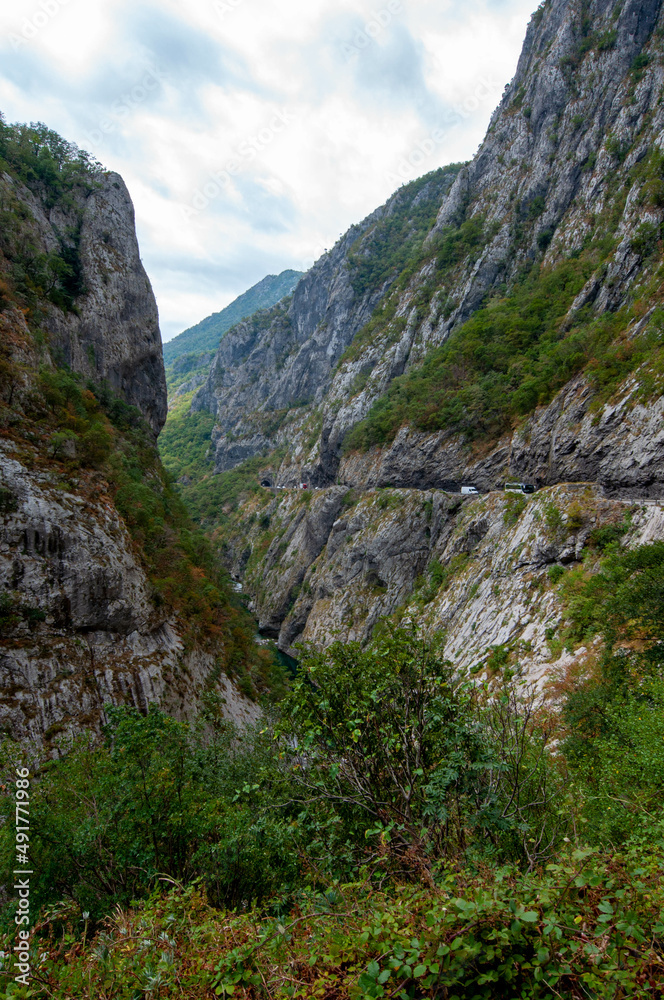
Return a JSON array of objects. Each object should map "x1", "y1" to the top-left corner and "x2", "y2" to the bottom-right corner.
[{"x1": 163, "y1": 269, "x2": 303, "y2": 366}]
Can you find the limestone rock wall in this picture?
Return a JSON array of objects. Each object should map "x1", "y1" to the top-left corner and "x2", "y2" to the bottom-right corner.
[
  {"x1": 191, "y1": 172, "x2": 458, "y2": 472},
  {"x1": 0, "y1": 169, "x2": 167, "y2": 435},
  {"x1": 0, "y1": 161, "x2": 257, "y2": 743},
  {"x1": 223, "y1": 480, "x2": 664, "y2": 691},
  {"x1": 338, "y1": 371, "x2": 664, "y2": 499},
  {"x1": 192, "y1": 0, "x2": 664, "y2": 493},
  {"x1": 0, "y1": 440, "x2": 260, "y2": 743}
]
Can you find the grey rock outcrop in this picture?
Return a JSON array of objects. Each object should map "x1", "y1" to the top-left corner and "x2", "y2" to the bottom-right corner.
[
  {"x1": 1, "y1": 169, "x2": 167, "y2": 435},
  {"x1": 0, "y1": 156, "x2": 257, "y2": 743},
  {"x1": 191, "y1": 171, "x2": 458, "y2": 472},
  {"x1": 225, "y1": 480, "x2": 664, "y2": 691},
  {"x1": 0, "y1": 440, "x2": 260, "y2": 743}
]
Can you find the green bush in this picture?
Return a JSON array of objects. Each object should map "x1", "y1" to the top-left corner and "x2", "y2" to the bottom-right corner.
[
  {"x1": 567, "y1": 681, "x2": 664, "y2": 843},
  {"x1": 0, "y1": 707, "x2": 300, "y2": 923},
  {"x1": 630, "y1": 221, "x2": 660, "y2": 259},
  {"x1": 562, "y1": 541, "x2": 664, "y2": 661},
  {"x1": 281, "y1": 626, "x2": 564, "y2": 867},
  {"x1": 587, "y1": 519, "x2": 628, "y2": 551},
  {"x1": 543, "y1": 501, "x2": 565, "y2": 541},
  {"x1": 595, "y1": 27, "x2": 617, "y2": 50},
  {"x1": 0, "y1": 488, "x2": 18, "y2": 514},
  {"x1": 630, "y1": 52, "x2": 650, "y2": 79},
  {"x1": 547, "y1": 564, "x2": 566, "y2": 585},
  {"x1": 504, "y1": 493, "x2": 527, "y2": 526},
  {"x1": 0, "y1": 117, "x2": 99, "y2": 205},
  {"x1": 561, "y1": 542, "x2": 664, "y2": 843}
]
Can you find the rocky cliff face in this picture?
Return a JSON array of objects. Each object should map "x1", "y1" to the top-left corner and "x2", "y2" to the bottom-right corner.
[
  {"x1": 0, "y1": 167, "x2": 167, "y2": 435},
  {"x1": 338, "y1": 369, "x2": 664, "y2": 498},
  {"x1": 221, "y1": 479, "x2": 663, "y2": 689},
  {"x1": 309, "y1": 0, "x2": 664, "y2": 491},
  {"x1": 0, "y1": 435, "x2": 259, "y2": 744},
  {"x1": 191, "y1": 168, "x2": 459, "y2": 471},
  {"x1": 187, "y1": 0, "x2": 664, "y2": 663},
  {"x1": 0, "y1": 136, "x2": 259, "y2": 744},
  {"x1": 193, "y1": 0, "x2": 664, "y2": 492}
]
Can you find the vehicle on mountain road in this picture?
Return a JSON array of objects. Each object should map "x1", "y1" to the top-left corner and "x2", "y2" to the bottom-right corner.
[{"x1": 504, "y1": 482, "x2": 536, "y2": 494}]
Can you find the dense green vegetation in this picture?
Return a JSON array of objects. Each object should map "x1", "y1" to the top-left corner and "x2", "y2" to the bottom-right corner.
[
  {"x1": 0, "y1": 115, "x2": 100, "y2": 312},
  {"x1": 163, "y1": 270, "x2": 303, "y2": 367},
  {"x1": 347, "y1": 165, "x2": 463, "y2": 297},
  {"x1": 0, "y1": 117, "x2": 99, "y2": 206},
  {"x1": 0, "y1": 708, "x2": 296, "y2": 922},
  {"x1": 158, "y1": 392, "x2": 280, "y2": 525},
  {"x1": 178, "y1": 451, "x2": 280, "y2": 525},
  {"x1": 344, "y1": 247, "x2": 635, "y2": 448},
  {"x1": 560, "y1": 541, "x2": 664, "y2": 842},
  {"x1": 159, "y1": 391, "x2": 216, "y2": 483},
  {"x1": 1, "y1": 549, "x2": 663, "y2": 997},
  {"x1": 16, "y1": 847, "x2": 664, "y2": 999}
]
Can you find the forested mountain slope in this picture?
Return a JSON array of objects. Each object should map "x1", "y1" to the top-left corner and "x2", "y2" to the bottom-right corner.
[
  {"x1": 193, "y1": 0, "x2": 664, "y2": 493},
  {"x1": 163, "y1": 269, "x2": 303, "y2": 397},
  {"x1": 167, "y1": 0, "x2": 664, "y2": 668}
]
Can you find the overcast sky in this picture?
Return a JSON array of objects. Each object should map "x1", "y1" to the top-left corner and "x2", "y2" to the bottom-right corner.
[{"x1": 0, "y1": 0, "x2": 535, "y2": 341}]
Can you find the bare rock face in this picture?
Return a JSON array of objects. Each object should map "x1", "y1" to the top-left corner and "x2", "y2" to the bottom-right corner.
[
  {"x1": 225, "y1": 481, "x2": 664, "y2": 694},
  {"x1": 1, "y1": 445, "x2": 154, "y2": 634},
  {"x1": 0, "y1": 163, "x2": 256, "y2": 743},
  {"x1": 1, "y1": 169, "x2": 167, "y2": 435},
  {"x1": 337, "y1": 373, "x2": 664, "y2": 499},
  {"x1": 191, "y1": 0, "x2": 664, "y2": 493},
  {"x1": 0, "y1": 441, "x2": 260, "y2": 743},
  {"x1": 191, "y1": 171, "x2": 458, "y2": 472}
]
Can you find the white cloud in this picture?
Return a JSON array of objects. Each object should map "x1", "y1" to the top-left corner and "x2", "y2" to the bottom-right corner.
[{"x1": 0, "y1": 0, "x2": 535, "y2": 341}]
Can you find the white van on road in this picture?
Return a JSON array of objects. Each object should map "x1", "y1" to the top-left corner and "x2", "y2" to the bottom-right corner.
[{"x1": 461, "y1": 486, "x2": 480, "y2": 495}]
